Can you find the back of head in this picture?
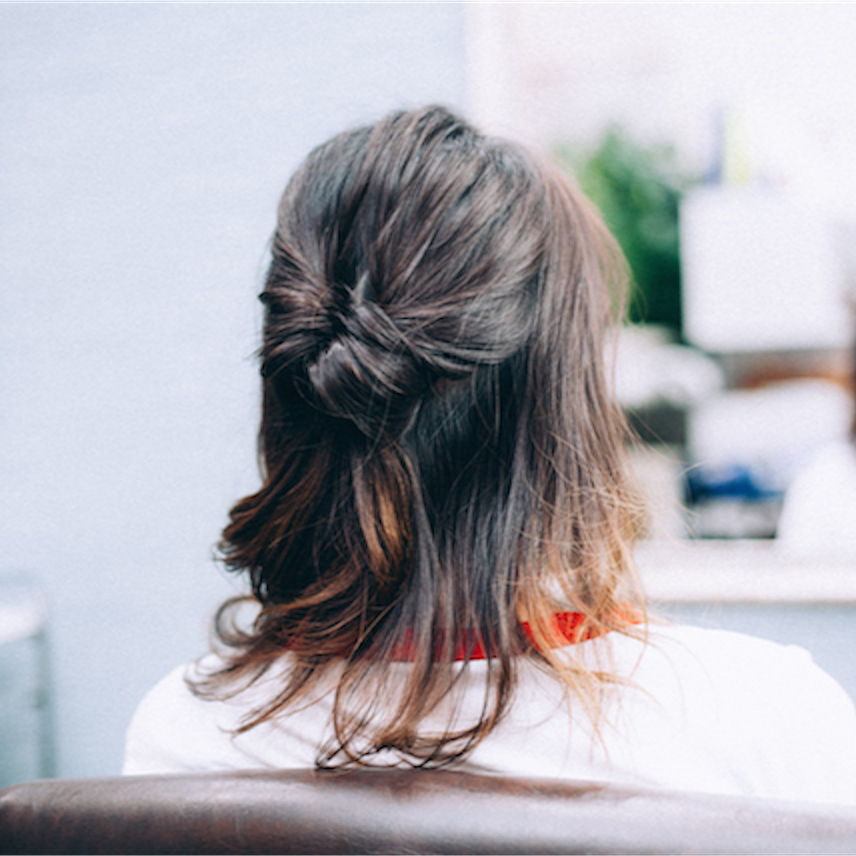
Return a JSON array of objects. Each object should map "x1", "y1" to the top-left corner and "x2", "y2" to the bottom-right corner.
[{"x1": 207, "y1": 105, "x2": 642, "y2": 766}]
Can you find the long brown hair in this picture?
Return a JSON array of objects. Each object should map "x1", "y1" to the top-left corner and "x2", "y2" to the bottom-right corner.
[{"x1": 197, "y1": 105, "x2": 645, "y2": 767}]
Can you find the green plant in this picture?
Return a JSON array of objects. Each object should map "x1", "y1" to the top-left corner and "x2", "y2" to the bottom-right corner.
[{"x1": 555, "y1": 128, "x2": 689, "y2": 337}]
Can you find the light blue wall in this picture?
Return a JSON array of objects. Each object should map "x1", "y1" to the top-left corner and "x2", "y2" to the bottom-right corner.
[{"x1": 0, "y1": 3, "x2": 467, "y2": 779}]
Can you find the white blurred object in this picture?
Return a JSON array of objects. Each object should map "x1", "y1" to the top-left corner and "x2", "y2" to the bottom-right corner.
[
  {"x1": 681, "y1": 188, "x2": 852, "y2": 352},
  {"x1": 627, "y1": 444, "x2": 688, "y2": 540},
  {"x1": 613, "y1": 325, "x2": 724, "y2": 410},
  {"x1": 688, "y1": 379, "x2": 853, "y2": 493},
  {"x1": 777, "y1": 440, "x2": 856, "y2": 558},
  {"x1": 0, "y1": 581, "x2": 47, "y2": 646}
]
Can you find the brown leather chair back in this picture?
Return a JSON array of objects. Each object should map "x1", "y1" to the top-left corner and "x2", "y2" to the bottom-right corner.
[{"x1": 3, "y1": 768, "x2": 856, "y2": 855}]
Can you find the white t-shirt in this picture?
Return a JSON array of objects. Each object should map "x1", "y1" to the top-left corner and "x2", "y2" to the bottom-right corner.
[
  {"x1": 778, "y1": 440, "x2": 856, "y2": 557},
  {"x1": 123, "y1": 623, "x2": 856, "y2": 805}
]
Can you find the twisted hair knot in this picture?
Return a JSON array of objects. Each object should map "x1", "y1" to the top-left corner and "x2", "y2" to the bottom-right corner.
[
  {"x1": 261, "y1": 265, "x2": 436, "y2": 441},
  {"x1": 306, "y1": 289, "x2": 428, "y2": 439}
]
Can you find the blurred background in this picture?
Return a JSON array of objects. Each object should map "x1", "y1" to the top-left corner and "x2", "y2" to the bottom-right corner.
[{"x1": 2, "y1": 4, "x2": 855, "y2": 783}]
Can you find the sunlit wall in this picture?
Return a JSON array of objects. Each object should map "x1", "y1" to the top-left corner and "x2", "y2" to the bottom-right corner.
[{"x1": 469, "y1": 3, "x2": 856, "y2": 215}]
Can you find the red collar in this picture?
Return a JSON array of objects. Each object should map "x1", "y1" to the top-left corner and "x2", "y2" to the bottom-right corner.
[{"x1": 390, "y1": 611, "x2": 623, "y2": 661}]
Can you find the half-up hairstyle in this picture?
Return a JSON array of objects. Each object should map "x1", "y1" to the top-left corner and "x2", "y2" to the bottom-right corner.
[{"x1": 197, "y1": 105, "x2": 645, "y2": 767}]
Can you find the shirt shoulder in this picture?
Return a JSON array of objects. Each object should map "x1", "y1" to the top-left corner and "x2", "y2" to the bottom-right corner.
[
  {"x1": 633, "y1": 624, "x2": 856, "y2": 804},
  {"x1": 123, "y1": 653, "x2": 338, "y2": 775},
  {"x1": 123, "y1": 658, "x2": 237, "y2": 774}
]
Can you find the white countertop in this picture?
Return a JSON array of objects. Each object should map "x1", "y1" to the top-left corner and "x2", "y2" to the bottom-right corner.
[{"x1": 637, "y1": 540, "x2": 856, "y2": 604}]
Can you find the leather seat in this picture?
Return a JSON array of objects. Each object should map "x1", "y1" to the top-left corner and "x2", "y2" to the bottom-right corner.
[{"x1": 3, "y1": 768, "x2": 856, "y2": 854}]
